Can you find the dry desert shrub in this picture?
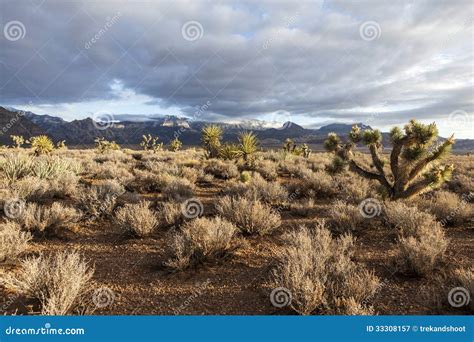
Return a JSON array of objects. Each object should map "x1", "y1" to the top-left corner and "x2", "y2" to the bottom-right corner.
[
  {"x1": 163, "y1": 177, "x2": 195, "y2": 201},
  {"x1": 384, "y1": 201, "x2": 437, "y2": 237},
  {"x1": 419, "y1": 190, "x2": 472, "y2": 226},
  {"x1": 204, "y1": 159, "x2": 239, "y2": 180},
  {"x1": 290, "y1": 198, "x2": 316, "y2": 217},
  {"x1": 333, "y1": 174, "x2": 372, "y2": 203},
  {"x1": 385, "y1": 201, "x2": 448, "y2": 275},
  {"x1": 447, "y1": 173, "x2": 474, "y2": 199},
  {"x1": 47, "y1": 172, "x2": 80, "y2": 198},
  {"x1": 114, "y1": 201, "x2": 158, "y2": 237},
  {"x1": 254, "y1": 159, "x2": 278, "y2": 181},
  {"x1": 288, "y1": 171, "x2": 337, "y2": 199},
  {"x1": 272, "y1": 222, "x2": 380, "y2": 315},
  {"x1": 16, "y1": 202, "x2": 80, "y2": 237},
  {"x1": 156, "y1": 201, "x2": 183, "y2": 228},
  {"x1": 216, "y1": 196, "x2": 281, "y2": 235},
  {"x1": 77, "y1": 180, "x2": 124, "y2": 218},
  {"x1": 91, "y1": 161, "x2": 134, "y2": 184},
  {"x1": 129, "y1": 169, "x2": 162, "y2": 192},
  {"x1": 225, "y1": 173, "x2": 288, "y2": 204},
  {"x1": 0, "y1": 221, "x2": 32, "y2": 263},
  {"x1": 165, "y1": 217, "x2": 238, "y2": 270},
  {"x1": 397, "y1": 227, "x2": 448, "y2": 276},
  {"x1": 328, "y1": 200, "x2": 365, "y2": 232},
  {"x1": 0, "y1": 251, "x2": 94, "y2": 315}
]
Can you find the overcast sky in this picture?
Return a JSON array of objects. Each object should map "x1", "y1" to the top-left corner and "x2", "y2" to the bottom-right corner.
[{"x1": 1, "y1": 0, "x2": 473, "y2": 138}]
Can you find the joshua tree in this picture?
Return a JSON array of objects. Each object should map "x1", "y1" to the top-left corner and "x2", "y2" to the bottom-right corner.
[
  {"x1": 56, "y1": 140, "x2": 67, "y2": 149},
  {"x1": 238, "y1": 131, "x2": 259, "y2": 164},
  {"x1": 301, "y1": 143, "x2": 312, "y2": 158},
  {"x1": 169, "y1": 137, "x2": 183, "y2": 152},
  {"x1": 10, "y1": 135, "x2": 25, "y2": 149},
  {"x1": 94, "y1": 137, "x2": 120, "y2": 153},
  {"x1": 140, "y1": 134, "x2": 160, "y2": 151},
  {"x1": 201, "y1": 125, "x2": 223, "y2": 158},
  {"x1": 283, "y1": 138, "x2": 294, "y2": 152},
  {"x1": 324, "y1": 120, "x2": 455, "y2": 199}
]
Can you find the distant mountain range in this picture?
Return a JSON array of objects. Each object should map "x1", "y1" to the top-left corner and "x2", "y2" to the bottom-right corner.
[{"x1": 0, "y1": 106, "x2": 472, "y2": 151}]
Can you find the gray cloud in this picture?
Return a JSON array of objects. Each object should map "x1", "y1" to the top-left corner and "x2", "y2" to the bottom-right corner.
[{"x1": 0, "y1": 0, "x2": 472, "y2": 135}]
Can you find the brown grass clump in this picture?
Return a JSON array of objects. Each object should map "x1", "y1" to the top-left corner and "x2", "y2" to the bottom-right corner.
[
  {"x1": 165, "y1": 217, "x2": 238, "y2": 270},
  {"x1": 16, "y1": 202, "x2": 80, "y2": 237},
  {"x1": 272, "y1": 221, "x2": 380, "y2": 315},
  {"x1": 0, "y1": 251, "x2": 94, "y2": 315},
  {"x1": 0, "y1": 221, "x2": 32, "y2": 263},
  {"x1": 216, "y1": 196, "x2": 281, "y2": 235},
  {"x1": 114, "y1": 201, "x2": 158, "y2": 237},
  {"x1": 328, "y1": 200, "x2": 365, "y2": 232}
]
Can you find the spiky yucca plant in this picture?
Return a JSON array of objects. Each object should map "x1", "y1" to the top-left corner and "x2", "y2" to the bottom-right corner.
[
  {"x1": 324, "y1": 120, "x2": 454, "y2": 199},
  {"x1": 201, "y1": 125, "x2": 223, "y2": 159},
  {"x1": 29, "y1": 135, "x2": 54, "y2": 155},
  {"x1": 169, "y1": 138, "x2": 183, "y2": 152},
  {"x1": 219, "y1": 143, "x2": 240, "y2": 160},
  {"x1": 238, "y1": 132, "x2": 259, "y2": 164}
]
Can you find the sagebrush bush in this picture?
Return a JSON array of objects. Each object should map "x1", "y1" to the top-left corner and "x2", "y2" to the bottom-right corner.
[
  {"x1": 204, "y1": 159, "x2": 239, "y2": 179},
  {"x1": 216, "y1": 196, "x2": 281, "y2": 235},
  {"x1": 165, "y1": 217, "x2": 238, "y2": 270},
  {"x1": 77, "y1": 180, "x2": 124, "y2": 218},
  {"x1": 397, "y1": 226, "x2": 448, "y2": 276},
  {"x1": 225, "y1": 173, "x2": 287, "y2": 204},
  {"x1": 16, "y1": 202, "x2": 80, "y2": 237},
  {"x1": 157, "y1": 201, "x2": 183, "y2": 228},
  {"x1": 420, "y1": 190, "x2": 471, "y2": 226},
  {"x1": 384, "y1": 201, "x2": 437, "y2": 238},
  {"x1": 289, "y1": 171, "x2": 337, "y2": 199},
  {"x1": 0, "y1": 251, "x2": 94, "y2": 315},
  {"x1": 328, "y1": 200, "x2": 365, "y2": 232},
  {"x1": 115, "y1": 201, "x2": 158, "y2": 237},
  {"x1": 0, "y1": 221, "x2": 32, "y2": 263},
  {"x1": 163, "y1": 177, "x2": 195, "y2": 201},
  {"x1": 272, "y1": 222, "x2": 380, "y2": 315},
  {"x1": 254, "y1": 159, "x2": 278, "y2": 181}
]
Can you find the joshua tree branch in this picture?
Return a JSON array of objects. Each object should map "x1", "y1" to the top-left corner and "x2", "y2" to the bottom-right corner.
[
  {"x1": 397, "y1": 177, "x2": 434, "y2": 199},
  {"x1": 348, "y1": 159, "x2": 392, "y2": 192}
]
